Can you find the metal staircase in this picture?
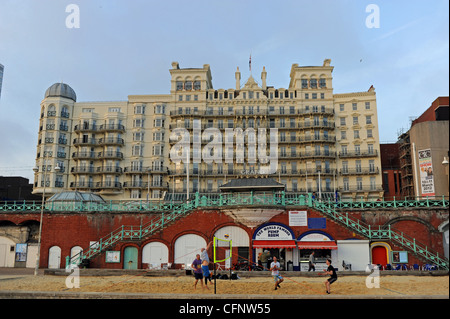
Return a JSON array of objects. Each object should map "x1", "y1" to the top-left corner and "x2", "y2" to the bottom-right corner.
[
  {"x1": 65, "y1": 192, "x2": 449, "y2": 270},
  {"x1": 66, "y1": 198, "x2": 197, "y2": 268},
  {"x1": 310, "y1": 199, "x2": 449, "y2": 270}
]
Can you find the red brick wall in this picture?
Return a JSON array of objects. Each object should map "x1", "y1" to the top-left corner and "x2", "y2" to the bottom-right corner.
[{"x1": 0, "y1": 207, "x2": 447, "y2": 269}]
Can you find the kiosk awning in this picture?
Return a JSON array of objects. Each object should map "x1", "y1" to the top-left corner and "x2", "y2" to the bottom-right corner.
[
  {"x1": 253, "y1": 240, "x2": 297, "y2": 249},
  {"x1": 297, "y1": 241, "x2": 338, "y2": 250}
]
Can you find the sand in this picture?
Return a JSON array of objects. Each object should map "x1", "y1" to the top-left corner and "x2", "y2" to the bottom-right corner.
[{"x1": 0, "y1": 273, "x2": 448, "y2": 296}]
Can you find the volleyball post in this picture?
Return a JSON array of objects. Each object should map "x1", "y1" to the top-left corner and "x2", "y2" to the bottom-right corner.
[{"x1": 213, "y1": 236, "x2": 232, "y2": 294}]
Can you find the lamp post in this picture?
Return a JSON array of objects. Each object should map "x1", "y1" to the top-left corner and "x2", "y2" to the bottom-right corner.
[
  {"x1": 317, "y1": 165, "x2": 322, "y2": 201},
  {"x1": 443, "y1": 156, "x2": 449, "y2": 197},
  {"x1": 33, "y1": 162, "x2": 60, "y2": 276}
]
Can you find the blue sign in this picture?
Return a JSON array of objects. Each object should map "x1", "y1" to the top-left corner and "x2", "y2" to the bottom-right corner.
[{"x1": 307, "y1": 218, "x2": 326, "y2": 229}]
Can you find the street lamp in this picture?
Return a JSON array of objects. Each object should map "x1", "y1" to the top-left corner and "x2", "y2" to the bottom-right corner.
[
  {"x1": 32, "y1": 162, "x2": 60, "y2": 276},
  {"x1": 317, "y1": 165, "x2": 322, "y2": 201}
]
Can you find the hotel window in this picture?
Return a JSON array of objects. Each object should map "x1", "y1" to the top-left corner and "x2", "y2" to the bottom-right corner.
[
  {"x1": 353, "y1": 116, "x2": 359, "y2": 125},
  {"x1": 340, "y1": 117, "x2": 346, "y2": 126},
  {"x1": 108, "y1": 107, "x2": 121, "y2": 113},
  {"x1": 185, "y1": 81, "x2": 192, "y2": 90},
  {"x1": 343, "y1": 178, "x2": 349, "y2": 191},
  {"x1": 341, "y1": 145, "x2": 348, "y2": 155},
  {"x1": 367, "y1": 129, "x2": 373, "y2": 138},
  {"x1": 289, "y1": 106, "x2": 295, "y2": 114},
  {"x1": 290, "y1": 132, "x2": 296, "y2": 142},
  {"x1": 185, "y1": 95, "x2": 191, "y2": 101},
  {"x1": 370, "y1": 177, "x2": 376, "y2": 190},
  {"x1": 368, "y1": 144, "x2": 374, "y2": 154},
  {"x1": 152, "y1": 145, "x2": 164, "y2": 156},
  {"x1": 305, "y1": 93, "x2": 309, "y2": 99},
  {"x1": 176, "y1": 82, "x2": 183, "y2": 91},
  {"x1": 357, "y1": 177, "x2": 363, "y2": 190},
  {"x1": 354, "y1": 130, "x2": 360, "y2": 139},
  {"x1": 342, "y1": 161, "x2": 348, "y2": 174},
  {"x1": 312, "y1": 93, "x2": 317, "y2": 99},
  {"x1": 280, "y1": 132, "x2": 286, "y2": 142},
  {"x1": 154, "y1": 104, "x2": 165, "y2": 114},
  {"x1": 301, "y1": 79, "x2": 308, "y2": 88},
  {"x1": 291, "y1": 146, "x2": 297, "y2": 157},
  {"x1": 319, "y1": 78, "x2": 326, "y2": 88},
  {"x1": 132, "y1": 145, "x2": 143, "y2": 156},
  {"x1": 133, "y1": 119, "x2": 144, "y2": 128},
  {"x1": 154, "y1": 118, "x2": 165, "y2": 127},
  {"x1": 339, "y1": 104, "x2": 344, "y2": 111},
  {"x1": 355, "y1": 160, "x2": 362, "y2": 173},
  {"x1": 178, "y1": 95, "x2": 183, "y2": 101},
  {"x1": 365, "y1": 102, "x2": 371, "y2": 110},
  {"x1": 352, "y1": 103, "x2": 357, "y2": 110},
  {"x1": 134, "y1": 132, "x2": 144, "y2": 141},
  {"x1": 366, "y1": 115, "x2": 372, "y2": 124},
  {"x1": 279, "y1": 118, "x2": 286, "y2": 128},
  {"x1": 153, "y1": 132, "x2": 164, "y2": 141},
  {"x1": 135, "y1": 105, "x2": 146, "y2": 114},
  {"x1": 369, "y1": 160, "x2": 375, "y2": 172},
  {"x1": 320, "y1": 93, "x2": 325, "y2": 99},
  {"x1": 310, "y1": 79, "x2": 317, "y2": 88},
  {"x1": 341, "y1": 130, "x2": 347, "y2": 140},
  {"x1": 290, "y1": 118, "x2": 296, "y2": 128},
  {"x1": 355, "y1": 144, "x2": 361, "y2": 155},
  {"x1": 193, "y1": 81, "x2": 201, "y2": 90},
  {"x1": 292, "y1": 179, "x2": 298, "y2": 192}
]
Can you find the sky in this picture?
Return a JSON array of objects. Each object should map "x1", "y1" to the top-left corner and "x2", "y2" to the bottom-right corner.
[{"x1": 0, "y1": 0, "x2": 448, "y2": 182}]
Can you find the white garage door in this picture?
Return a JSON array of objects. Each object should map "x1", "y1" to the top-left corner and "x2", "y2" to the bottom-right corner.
[
  {"x1": 142, "y1": 242, "x2": 169, "y2": 267},
  {"x1": 174, "y1": 234, "x2": 206, "y2": 268},
  {"x1": 48, "y1": 246, "x2": 61, "y2": 269},
  {"x1": 214, "y1": 226, "x2": 249, "y2": 247}
]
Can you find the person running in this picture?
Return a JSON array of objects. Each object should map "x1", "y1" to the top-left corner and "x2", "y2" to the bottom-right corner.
[
  {"x1": 200, "y1": 241, "x2": 213, "y2": 286},
  {"x1": 270, "y1": 256, "x2": 284, "y2": 290},
  {"x1": 191, "y1": 254, "x2": 207, "y2": 290},
  {"x1": 322, "y1": 258, "x2": 337, "y2": 294}
]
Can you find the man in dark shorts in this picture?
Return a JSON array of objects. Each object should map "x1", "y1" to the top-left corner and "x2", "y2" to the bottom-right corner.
[
  {"x1": 191, "y1": 254, "x2": 207, "y2": 290},
  {"x1": 323, "y1": 258, "x2": 337, "y2": 294}
]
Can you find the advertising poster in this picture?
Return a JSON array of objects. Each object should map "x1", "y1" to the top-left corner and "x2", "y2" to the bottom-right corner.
[
  {"x1": 418, "y1": 149, "x2": 435, "y2": 197},
  {"x1": 15, "y1": 244, "x2": 27, "y2": 262}
]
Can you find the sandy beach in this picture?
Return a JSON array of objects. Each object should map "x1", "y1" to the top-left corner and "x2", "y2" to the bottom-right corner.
[{"x1": 0, "y1": 273, "x2": 448, "y2": 297}]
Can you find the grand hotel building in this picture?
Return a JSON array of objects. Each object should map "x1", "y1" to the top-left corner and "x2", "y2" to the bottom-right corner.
[{"x1": 33, "y1": 59, "x2": 383, "y2": 201}]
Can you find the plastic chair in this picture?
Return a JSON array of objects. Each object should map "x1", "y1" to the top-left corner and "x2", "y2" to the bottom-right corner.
[
  {"x1": 412, "y1": 264, "x2": 419, "y2": 270},
  {"x1": 385, "y1": 264, "x2": 392, "y2": 270},
  {"x1": 393, "y1": 264, "x2": 401, "y2": 270}
]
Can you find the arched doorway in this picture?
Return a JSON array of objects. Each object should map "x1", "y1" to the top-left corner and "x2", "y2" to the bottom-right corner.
[
  {"x1": 142, "y1": 242, "x2": 169, "y2": 269},
  {"x1": 123, "y1": 246, "x2": 138, "y2": 269},
  {"x1": 48, "y1": 246, "x2": 61, "y2": 269},
  {"x1": 174, "y1": 234, "x2": 206, "y2": 268},
  {"x1": 371, "y1": 242, "x2": 391, "y2": 266}
]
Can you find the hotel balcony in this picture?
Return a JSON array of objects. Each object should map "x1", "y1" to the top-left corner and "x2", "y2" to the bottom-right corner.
[{"x1": 338, "y1": 150, "x2": 378, "y2": 158}]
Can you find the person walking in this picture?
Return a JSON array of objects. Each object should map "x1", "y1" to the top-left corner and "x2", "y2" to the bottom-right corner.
[
  {"x1": 260, "y1": 250, "x2": 270, "y2": 270},
  {"x1": 270, "y1": 256, "x2": 284, "y2": 290},
  {"x1": 322, "y1": 258, "x2": 337, "y2": 294},
  {"x1": 308, "y1": 251, "x2": 316, "y2": 272}
]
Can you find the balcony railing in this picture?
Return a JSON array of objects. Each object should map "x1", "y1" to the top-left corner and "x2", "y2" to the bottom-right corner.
[{"x1": 338, "y1": 150, "x2": 378, "y2": 158}]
